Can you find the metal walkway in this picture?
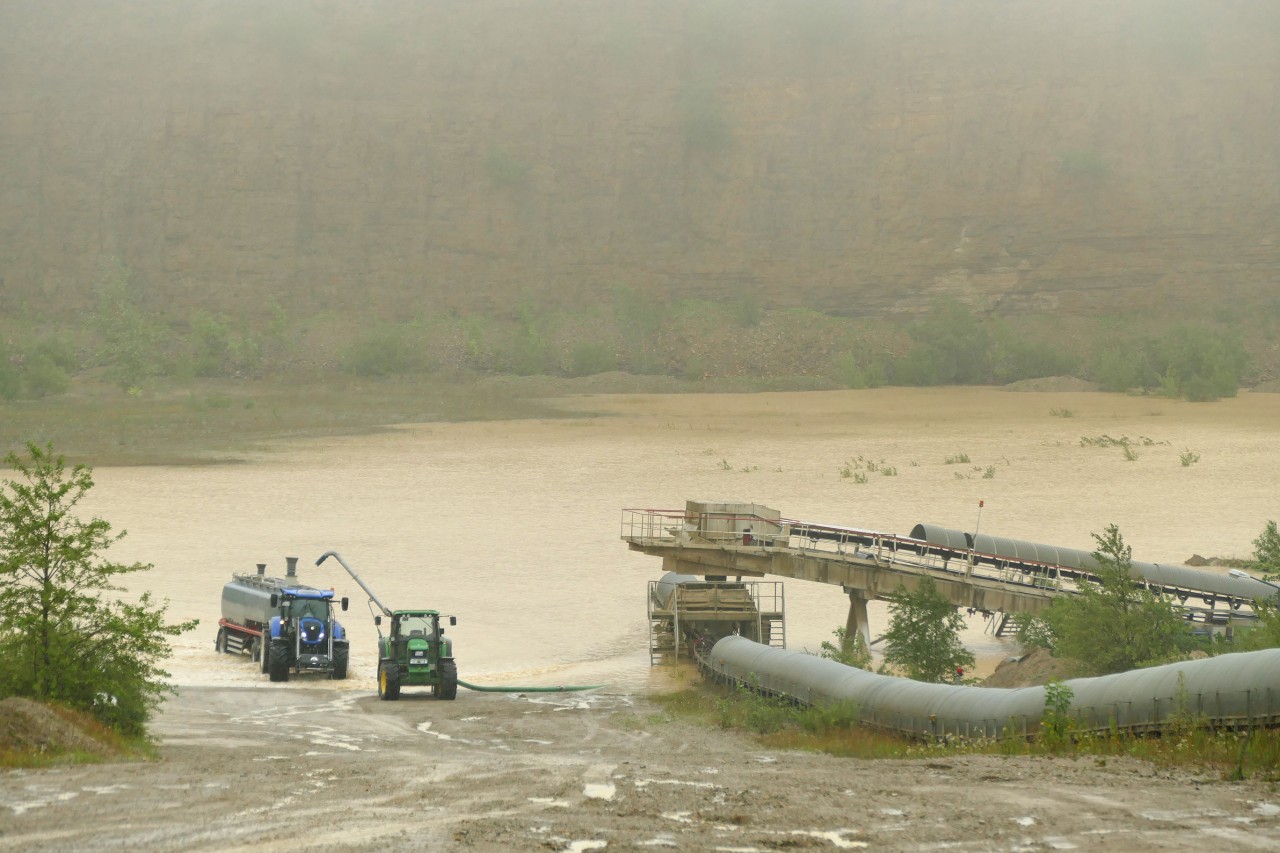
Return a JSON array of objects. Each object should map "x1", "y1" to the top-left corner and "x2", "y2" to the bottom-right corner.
[{"x1": 622, "y1": 502, "x2": 1277, "y2": 643}]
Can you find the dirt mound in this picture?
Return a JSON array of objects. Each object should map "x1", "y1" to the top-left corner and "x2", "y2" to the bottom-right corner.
[
  {"x1": 1184, "y1": 554, "x2": 1251, "y2": 568},
  {"x1": 1000, "y1": 376, "x2": 1100, "y2": 392},
  {"x1": 980, "y1": 647, "x2": 1083, "y2": 688},
  {"x1": 0, "y1": 697, "x2": 119, "y2": 758}
]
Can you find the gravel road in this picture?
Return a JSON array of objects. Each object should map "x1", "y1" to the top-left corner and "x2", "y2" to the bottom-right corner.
[{"x1": 2, "y1": 684, "x2": 1280, "y2": 851}]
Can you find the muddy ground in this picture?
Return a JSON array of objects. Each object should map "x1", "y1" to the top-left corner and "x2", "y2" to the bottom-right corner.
[{"x1": 2, "y1": 684, "x2": 1279, "y2": 852}]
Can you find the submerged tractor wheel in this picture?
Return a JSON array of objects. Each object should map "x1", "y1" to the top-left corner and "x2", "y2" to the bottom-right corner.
[
  {"x1": 259, "y1": 637, "x2": 270, "y2": 674},
  {"x1": 268, "y1": 639, "x2": 290, "y2": 683},
  {"x1": 377, "y1": 660, "x2": 400, "y2": 701},
  {"x1": 332, "y1": 644, "x2": 349, "y2": 680},
  {"x1": 435, "y1": 659, "x2": 458, "y2": 701},
  {"x1": 215, "y1": 628, "x2": 227, "y2": 654}
]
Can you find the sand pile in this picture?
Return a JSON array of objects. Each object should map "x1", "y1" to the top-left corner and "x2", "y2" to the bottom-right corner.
[
  {"x1": 980, "y1": 647, "x2": 1083, "y2": 688},
  {"x1": 0, "y1": 697, "x2": 119, "y2": 758}
]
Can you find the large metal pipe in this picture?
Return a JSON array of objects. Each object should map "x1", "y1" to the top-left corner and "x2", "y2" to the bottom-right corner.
[
  {"x1": 651, "y1": 571, "x2": 705, "y2": 610},
  {"x1": 907, "y1": 523, "x2": 1279, "y2": 603},
  {"x1": 315, "y1": 550, "x2": 395, "y2": 617},
  {"x1": 704, "y1": 635, "x2": 1280, "y2": 739}
]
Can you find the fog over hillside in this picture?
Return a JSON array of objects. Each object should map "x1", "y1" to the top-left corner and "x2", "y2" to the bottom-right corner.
[{"x1": 1, "y1": 0, "x2": 1277, "y2": 323}]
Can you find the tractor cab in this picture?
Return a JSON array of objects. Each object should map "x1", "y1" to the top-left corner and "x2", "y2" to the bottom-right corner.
[
  {"x1": 372, "y1": 609, "x2": 460, "y2": 700},
  {"x1": 394, "y1": 612, "x2": 441, "y2": 640},
  {"x1": 376, "y1": 610, "x2": 457, "y2": 658}
]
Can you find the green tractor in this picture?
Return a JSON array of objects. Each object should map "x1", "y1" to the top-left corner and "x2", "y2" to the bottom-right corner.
[
  {"x1": 375, "y1": 609, "x2": 458, "y2": 701},
  {"x1": 316, "y1": 551, "x2": 462, "y2": 702}
]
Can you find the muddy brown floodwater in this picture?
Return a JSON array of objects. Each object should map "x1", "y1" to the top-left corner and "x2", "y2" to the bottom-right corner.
[{"x1": 2, "y1": 387, "x2": 1280, "y2": 850}]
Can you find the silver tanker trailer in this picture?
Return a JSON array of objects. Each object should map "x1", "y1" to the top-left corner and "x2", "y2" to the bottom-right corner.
[{"x1": 217, "y1": 557, "x2": 350, "y2": 682}]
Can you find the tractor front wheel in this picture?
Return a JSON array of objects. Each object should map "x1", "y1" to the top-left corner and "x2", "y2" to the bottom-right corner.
[
  {"x1": 332, "y1": 644, "x2": 349, "y2": 680},
  {"x1": 377, "y1": 660, "x2": 400, "y2": 701},
  {"x1": 436, "y1": 659, "x2": 458, "y2": 701},
  {"x1": 268, "y1": 639, "x2": 290, "y2": 683}
]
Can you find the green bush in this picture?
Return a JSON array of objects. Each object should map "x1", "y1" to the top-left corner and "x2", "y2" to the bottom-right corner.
[
  {"x1": 0, "y1": 339, "x2": 73, "y2": 400},
  {"x1": 885, "y1": 346, "x2": 932, "y2": 386},
  {"x1": 567, "y1": 342, "x2": 617, "y2": 377},
  {"x1": 894, "y1": 298, "x2": 991, "y2": 385},
  {"x1": 816, "y1": 626, "x2": 872, "y2": 669},
  {"x1": 31, "y1": 337, "x2": 79, "y2": 373},
  {"x1": 1089, "y1": 340, "x2": 1152, "y2": 392},
  {"x1": 92, "y1": 263, "x2": 172, "y2": 388},
  {"x1": 832, "y1": 349, "x2": 887, "y2": 389},
  {"x1": 1033, "y1": 525, "x2": 1201, "y2": 674},
  {"x1": 0, "y1": 444, "x2": 198, "y2": 735},
  {"x1": 1254, "y1": 520, "x2": 1280, "y2": 581},
  {"x1": 496, "y1": 328, "x2": 553, "y2": 376},
  {"x1": 1148, "y1": 326, "x2": 1245, "y2": 401},
  {"x1": 1040, "y1": 680, "x2": 1075, "y2": 750},
  {"x1": 990, "y1": 327, "x2": 1078, "y2": 383},
  {"x1": 881, "y1": 576, "x2": 975, "y2": 682},
  {"x1": 186, "y1": 312, "x2": 263, "y2": 378},
  {"x1": 340, "y1": 326, "x2": 421, "y2": 377},
  {"x1": 1086, "y1": 324, "x2": 1243, "y2": 400},
  {"x1": 21, "y1": 354, "x2": 70, "y2": 398}
]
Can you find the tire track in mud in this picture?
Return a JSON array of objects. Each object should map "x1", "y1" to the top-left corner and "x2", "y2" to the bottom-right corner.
[{"x1": 3, "y1": 686, "x2": 1280, "y2": 852}]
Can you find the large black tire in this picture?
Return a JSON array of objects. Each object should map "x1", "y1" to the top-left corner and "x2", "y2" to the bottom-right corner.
[
  {"x1": 215, "y1": 627, "x2": 227, "y2": 654},
  {"x1": 268, "y1": 639, "x2": 290, "y2": 683},
  {"x1": 377, "y1": 660, "x2": 400, "y2": 701},
  {"x1": 259, "y1": 637, "x2": 270, "y2": 673},
  {"x1": 436, "y1": 659, "x2": 458, "y2": 701},
  {"x1": 332, "y1": 643, "x2": 349, "y2": 680}
]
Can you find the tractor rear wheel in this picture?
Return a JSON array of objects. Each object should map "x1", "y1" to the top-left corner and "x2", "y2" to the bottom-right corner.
[
  {"x1": 377, "y1": 660, "x2": 400, "y2": 701},
  {"x1": 215, "y1": 628, "x2": 227, "y2": 654},
  {"x1": 259, "y1": 637, "x2": 270, "y2": 673},
  {"x1": 436, "y1": 659, "x2": 458, "y2": 700},
  {"x1": 332, "y1": 644, "x2": 349, "y2": 680},
  {"x1": 268, "y1": 639, "x2": 290, "y2": 682}
]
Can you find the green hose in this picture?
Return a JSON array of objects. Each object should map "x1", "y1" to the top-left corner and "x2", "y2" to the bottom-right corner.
[{"x1": 457, "y1": 679, "x2": 603, "y2": 693}]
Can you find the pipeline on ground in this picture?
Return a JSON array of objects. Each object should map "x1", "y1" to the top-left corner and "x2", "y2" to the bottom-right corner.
[{"x1": 699, "y1": 635, "x2": 1280, "y2": 741}]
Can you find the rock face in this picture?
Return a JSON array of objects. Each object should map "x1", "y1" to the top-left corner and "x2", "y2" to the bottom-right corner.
[{"x1": 1, "y1": 1, "x2": 1277, "y2": 320}]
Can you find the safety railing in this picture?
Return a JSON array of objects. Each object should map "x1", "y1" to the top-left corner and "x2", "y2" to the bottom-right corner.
[{"x1": 623, "y1": 507, "x2": 1260, "y2": 626}]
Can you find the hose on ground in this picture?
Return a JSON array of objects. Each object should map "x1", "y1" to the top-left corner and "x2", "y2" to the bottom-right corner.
[{"x1": 457, "y1": 679, "x2": 602, "y2": 693}]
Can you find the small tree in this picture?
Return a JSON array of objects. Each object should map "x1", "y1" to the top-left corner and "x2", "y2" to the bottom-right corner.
[
  {"x1": 1037, "y1": 524, "x2": 1191, "y2": 674},
  {"x1": 816, "y1": 625, "x2": 872, "y2": 669},
  {"x1": 1230, "y1": 598, "x2": 1280, "y2": 652},
  {"x1": 1040, "y1": 680, "x2": 1075, "y2": 751},
  {"x1": 1252, "y1": 520, "x2": 1280, "y2": 582},
  {"x1": 1226, "y1": 521, "x2": 1280, "y2": 651},
  {"x1": 0, "y1": 442, "x2": 196, "y2": 735},
  {"x1": 880, "y1": 576, "x2": 974, "y2": 682}
]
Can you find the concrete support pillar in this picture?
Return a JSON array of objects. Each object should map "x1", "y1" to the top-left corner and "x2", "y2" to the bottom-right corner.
[{"x1": 844, "y1": 589, "x2": 871, "y2": 649}]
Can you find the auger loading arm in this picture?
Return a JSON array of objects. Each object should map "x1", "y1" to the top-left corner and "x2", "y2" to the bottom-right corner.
[{"x1": 316, "y1": 551, "x2": 459, "y2": 700}]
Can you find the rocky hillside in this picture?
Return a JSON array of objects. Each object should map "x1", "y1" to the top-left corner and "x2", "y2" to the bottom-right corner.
[{"x1": 1, "y1": 1, "x2": 1277, "y2": 323}]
